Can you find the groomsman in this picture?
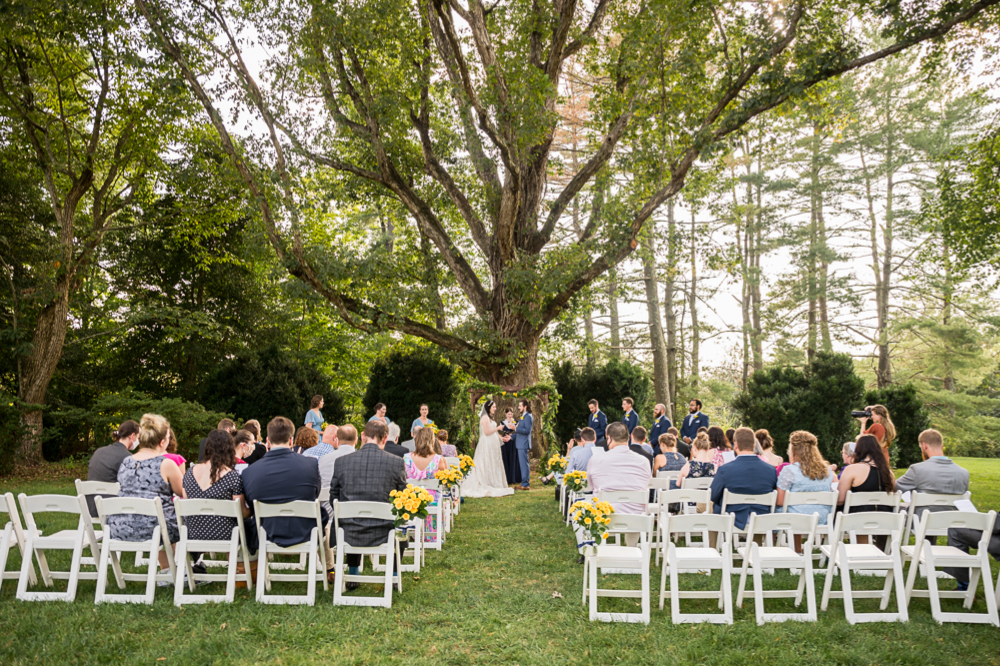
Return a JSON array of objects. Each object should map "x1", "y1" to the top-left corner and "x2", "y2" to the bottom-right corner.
[
  {"x1": 621, "y1": 397, "x2": 638, "y2": 435},
  {"x1": 587, "y1": 400, "x2": 607, "y2": 448},
  {"x1": 648, "y1": 403, "x2": 672, "y2": 445},
  {"x1": 679, "y1": 399, "x2": 709, "y2": 444}
]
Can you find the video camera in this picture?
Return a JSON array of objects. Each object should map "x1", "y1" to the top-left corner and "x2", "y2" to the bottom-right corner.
[{"x1": 851, "y1": 409, "x2": 872, "y2": 419}]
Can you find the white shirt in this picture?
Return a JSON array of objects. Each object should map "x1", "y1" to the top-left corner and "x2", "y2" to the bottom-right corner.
[{"x1": 586, "y1": 445, "x2": 652, "y2": 515}]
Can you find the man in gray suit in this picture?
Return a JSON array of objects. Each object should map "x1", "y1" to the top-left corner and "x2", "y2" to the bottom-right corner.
[
  {"x1": 895, "y1": 429, "x2": 970, "y2": 545},
  {"x1": 330, "y1": 420, "x2": 408, "y2": 588}
]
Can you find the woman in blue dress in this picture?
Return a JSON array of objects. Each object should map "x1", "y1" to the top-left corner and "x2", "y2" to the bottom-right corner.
[
  {"x1": 368, "y1": 402, "x2": 391, "y2": 426},
  {"x1": 776, "y1": 430, "x2": 837, "y2": 526},
  {"x1": 304, "y1": 395, "x2": 324, "y2": 433},
  {"x1": 411, "y1": 403, "x2": 435, "y2": 434}
]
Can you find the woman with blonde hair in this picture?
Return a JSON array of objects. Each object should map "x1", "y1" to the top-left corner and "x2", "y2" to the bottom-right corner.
[
  {"x1": 857, "y1": 404, "x2": 896, "y2": 461},
  {"x1": 109, "y1": 413, "x2": 186, "y2": 573},
  {"x1": 676, "y1": 431, "x2": 716, "y2": 485},
  {"x1": 775, "y1": 431, "x2": 837, "y2": 527},
  {"x1": 403, "y1": 427, "x2": 449, "y2": 542}
]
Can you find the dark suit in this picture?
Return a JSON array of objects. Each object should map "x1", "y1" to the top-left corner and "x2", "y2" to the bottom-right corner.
[
  {"x1": 242, "y1": 448, "x2": 326, "y2": 548},
  {"x1": 384, "y1": 441, "x2": 408, "y2": 458},
  {"x1": 648, "y1": 415, "x2": 672, "y2": 446},
  {"x1": 588, "y1": 410, "x2": 608, "y2": 443},
  {"x1": 331, "y1": 442, "x2": 408, "y2": 565},
  {"x1": 628, "y1": 444, "x2": 655, "y2": 472},
  {"x1": 514, "y1": 413, "x2": 534, "y2": 487},
  {"x1": 680, "y1": 411, "x2": 709, "y2": 442},
  {"x1": 709, "y1": 454, "x2": 777, "y2": 529},
  {"x1": 622, "y1": 410, "x2": 638, "y2": 435},
  {"x1": 944, "y1": 507, "x2": 1000, "y2": 583}
]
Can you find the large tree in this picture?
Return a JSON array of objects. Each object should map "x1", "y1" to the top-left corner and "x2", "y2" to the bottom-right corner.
[{"x1": 135, "y1": 0, "x2": 1000, "y2": 388}]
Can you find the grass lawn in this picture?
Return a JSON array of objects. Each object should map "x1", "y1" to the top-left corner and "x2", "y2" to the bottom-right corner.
[{"x1": 0, "y1": 458, "x2": 998, "y2": 665}]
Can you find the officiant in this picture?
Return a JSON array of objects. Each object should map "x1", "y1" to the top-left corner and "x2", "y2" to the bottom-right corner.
[{"x1": 499, "y1": 408, "x2": 522, "y2": 485}]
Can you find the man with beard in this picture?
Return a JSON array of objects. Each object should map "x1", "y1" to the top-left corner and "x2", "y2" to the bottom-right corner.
[{"x1": 679, "y1": 399, "x2": 709, "y2": 445}]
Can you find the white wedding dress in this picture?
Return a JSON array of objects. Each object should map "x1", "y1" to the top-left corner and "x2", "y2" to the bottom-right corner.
[{"x1": 461, "y1": 416, "x2": 514, "y2": 498}]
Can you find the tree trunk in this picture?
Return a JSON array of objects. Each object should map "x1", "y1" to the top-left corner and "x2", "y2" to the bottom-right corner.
[
  {"x1": 751, "y1": 149, "x2": 764, "y2": 372},
  {"x1": 942, "y1": 235, "x2": 956, "y2": 397},
  {"x1": 689, "y1": 208, "x2": 700, "y2": 390},
  {"x1": 817, "y1": 182, "x2": 832, "y2": 352},
  {"x1": 418, "y1": 230, "x2": 446, "y2": 329},
  {"x1": 608, "y1": 267, "x2": 620, "y2": 358},
  {"x1": 641, "y1": 225, "x2": 671, "y2": 418},
  {"x1": 664, "y1": 201, "x2": 678, "y2": 414}
]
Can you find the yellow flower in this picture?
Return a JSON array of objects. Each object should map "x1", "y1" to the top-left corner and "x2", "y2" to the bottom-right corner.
[
  {"x1": 403, "y1": 513, "x2": 410, "y2": 520},
  {"x1": 585, "y1": 517, "x2": 592, "y2": 524}
]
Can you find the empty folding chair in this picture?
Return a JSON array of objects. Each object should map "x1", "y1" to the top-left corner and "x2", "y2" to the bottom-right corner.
[
  {"x1": 721, "y1": 490, "x2": 777, "y2": 560},
  {"x1": 582, "y1": 513, "x2": 654, "y2": 624},
  {"x1": 659, "y1": 513, "x2": 735, "y2": 624},
  {"x1": 780, "y1": 490, "x2": 838, "y2": 562},
  {"x1": 0, "y1": 492, "x2": 36, "y2": 593},
  {"x1": 736, "y1": 512, "x2": 819, "y2": 625},
  {"x1": 15, "y1": 493, "x2": 102, "y2": 602},
  {"x1": 819, "y1": 512, "x2": 908, "y2": 624},
  {"x1": 655, "y1": 488, "x2": 712, "y2": 565},
  {"x1": 93, "y1": 496, "x2": 176, "y2": 604},
  {"x1": 903, "y1": 510, "x2": 999, "y2": 626},
  {"x1": 254, "y1": 499, "x2": 328, "y2": 606},
  {"x1": 411, "y1": 479, "x2": 444, "y2": 551},
  {"x1": 333, "y1": 500, "x2": 401, "y2": 608},
  {"x1": 173, "y1": 498, "x2": 254, "y2": 605},
  {"x1": 74, "y1": 480, "x2": 119, "y2": 566}
]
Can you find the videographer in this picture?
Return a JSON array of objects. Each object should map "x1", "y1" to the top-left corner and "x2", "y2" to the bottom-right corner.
[{"x1": 854, "y1": 404, "x2": 896, "y2": 462}]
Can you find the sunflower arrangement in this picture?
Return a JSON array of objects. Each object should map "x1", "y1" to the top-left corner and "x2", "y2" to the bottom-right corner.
[
  {"x1": 547, "y1": 454, "x2": 568, "y2": 474},
  {"x1": 562, "y1": 470, "x2": 588, "y2": 492},
  {"x1": 389, "y1": 484, "x2": 435, "y2": 527},
  {"x1": 457, "y1": 454, "x2": 475, "y2": 477},
  {"x1": 434, "y1": 465, "x2": 464, "y2": 490},
  {"x1": 570, "y1": 498, "x2": 615, "y2": 546}
]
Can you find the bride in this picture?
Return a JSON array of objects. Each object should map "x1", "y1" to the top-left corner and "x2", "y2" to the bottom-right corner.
[{"x1": 461, "y1": 400, "x2": 514, "y2": 498}]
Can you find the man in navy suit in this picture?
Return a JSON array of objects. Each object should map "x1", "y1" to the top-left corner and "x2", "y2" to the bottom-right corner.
[
  {"x1": 587, "y1": 400, "x2": 607, "y2": 448},
  {"x1": 621, "y1": 397, "x2": 638, "y2": 435},
  {"x1": 680, "y1": 399, "x2": 709, "y2": 444},
  {"x1": 648, "y1": 403, "x2": 672, "y2": 445},
  {"x1": 710, "y1": 427, "x2": 777, "y2": 530},
  {"x1": 511, "y1": 399, "x2": 534, "y2": 489},
  {"x1": 243, "y1": 416, "x2": 328, "y2": 550}
]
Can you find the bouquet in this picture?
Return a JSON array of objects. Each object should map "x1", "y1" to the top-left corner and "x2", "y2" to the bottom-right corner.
[
  {"x1": 570, "y1": 498, "x2": 615, "y2": 548},
  {"x1": 457, "y1": 454, "x2": 475, "y2": 478},
  {"x1": 389, "y1": 484, "x2": 435, "y2": 527},
  {"x1": 562, "y1": 470, "x2": 588, "y2": 493},
  {"x1": 434, "y1": 465, "x2": 464, "y2": 491},
  {"x1": 547, "y1": 454, "x2": 568, "y2": 474}
]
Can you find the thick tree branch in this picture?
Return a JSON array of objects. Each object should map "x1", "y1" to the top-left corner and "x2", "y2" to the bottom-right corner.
[{"x1": 561, "y1": 0, "x2": 611, "y2": 61}]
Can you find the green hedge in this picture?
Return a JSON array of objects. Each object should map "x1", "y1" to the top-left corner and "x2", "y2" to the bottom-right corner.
[
  {"x1": 363, "y1": 346, "x2": 460, "y2": 437},
  {"x1": 551, "y1": 358, "x2": 651, "y2": 445}
]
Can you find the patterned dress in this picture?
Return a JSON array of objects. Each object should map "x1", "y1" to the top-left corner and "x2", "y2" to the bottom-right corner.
[
  {"x1": 181, "y1": 468, "x2": 244, "y2": 540},
  {"x1": 777, "y1": 463, "x2": 837, "y2": 525},
  {"x1": 403, "y1": 453, "x2": 441, "y2": 543},
  {"x1": 110, "y1": 456, "x2": 180, "y2": 543}
]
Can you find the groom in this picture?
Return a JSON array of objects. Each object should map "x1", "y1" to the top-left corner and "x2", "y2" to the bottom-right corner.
[{"x1": 512, "y1": 399, "x2": 533, "y2": 490}]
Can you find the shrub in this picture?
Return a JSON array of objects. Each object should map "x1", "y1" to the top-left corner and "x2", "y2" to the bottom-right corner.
[
  {"x1": 363, "y1": 347, "x2": 459, "y2": 437},
  {"x1": 945, "y1": 438, "x2": 1000, "y2": 458},
  {"x1": 864, "y1": 384, "x2": 931, "y2": 468},
  {"x1": 0, "y1": 391, "x2": 31, "y2": 477},
  {"x1": 732, "y1": 352, "x2": 864, "y2": 462},
  {"x1": 201, "y1": 345, "x2": 345, "y2": 429},
  {"x1": 48, "y1": 389, "x2": 231, "y2": 462},
  {"x1": 551, "y1": 357, "x2": 651, "y2": 446}
]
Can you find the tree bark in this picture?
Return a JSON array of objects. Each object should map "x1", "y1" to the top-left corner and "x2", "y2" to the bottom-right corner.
[
  {"x1": 641, "y1": 225, "x2": 672, "y2": 418},
  {"x1": 608, "y1": 267, "x2": 621, "y2": 358},
  {"x1": 664, "y1": 201, "x2": 678, "y2": 414},
  {"x1": 689, "y1": 208, "x2": 700, "y2": 390}
]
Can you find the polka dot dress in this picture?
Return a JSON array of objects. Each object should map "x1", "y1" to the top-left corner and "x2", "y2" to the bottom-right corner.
[{"x1": 181, "y1": 468, "x2": 244, "y2": 541}]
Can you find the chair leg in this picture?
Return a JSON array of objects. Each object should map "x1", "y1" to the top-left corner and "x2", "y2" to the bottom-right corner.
[
  {"x1": 256, "y1": 532, "x2": 268, "y2": 601},
  {"x1": 925, "y1": 543, "x2": 943, "y2": 624},
  {"x1": 722, "y1": 556, "x2": 733, "y2": 623},
  {"x1": 95, "y1": 539, "x2": 110, "y2": 604},
  {"x1": 840, "y1": 549, "x2": 855, "y2": 624},
  {"x1": 821, "y1": 550, "x2": 837, "y2": 611},
  {"x1": 143, "y1": 537, "x2": 160, "y2": 605},
  {"x1": 736, "y1": 551, "x2": 750, "y2": 608},
  {"x1": 904, "y1": 549, "x2": 921, "y2": 604},
  {"x1": 305, "y1": 532, "x2": 317, "y2": 606},
  {"x1": 670, "y1": 557, "x2": 681, "y2": 623},
  {"x1": 878, "y1": 561, "x2": 895, "y2": 611},
  {"x1": 751, "y1": 545, "x2": 766, "y2": 625},
  {"x1": 0, "y1": 526, "x2": 10, "y2": 596},
  {"x1": 659, "y1": 550, "x2": 669, "y2": 611},
  {"x1": 225, "y1": 533, "x2": 239, "y2": 603},
  {"x1": 892, "y1": 552, "x2": 909, "y2": 622},
  {"x1": 588, "y1": 558, "x2": 599, "y2": 622},
  {"x1": 982, "y1": 552, "x2": 1000, "y2": 626},
  {"x1": 640, "y1": 562, "x2": 650, "y2": 624},
  {"x1": 804, "y1": 557, "x2": 817, "y2": 622}
]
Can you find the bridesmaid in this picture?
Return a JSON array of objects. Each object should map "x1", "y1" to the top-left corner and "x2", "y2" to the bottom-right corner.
[{"x1": 411, "y1": 403, "x2": 435, "y2": 435}]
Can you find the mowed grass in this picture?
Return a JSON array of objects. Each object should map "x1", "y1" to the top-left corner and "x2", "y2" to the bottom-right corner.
[{"x1": 0, "y1": 458, "x2": 996, "y2": 665}]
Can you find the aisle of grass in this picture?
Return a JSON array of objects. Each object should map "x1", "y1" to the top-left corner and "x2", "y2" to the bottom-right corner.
[{"x1": 0, "y1": 459, "x2": 998, "y2": 665}]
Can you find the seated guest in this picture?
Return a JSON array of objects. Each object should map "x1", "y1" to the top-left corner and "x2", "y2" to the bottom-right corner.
[
  {"x1": 293, "y1": 426, "x2": 319, "y2": 455},
  {"x1": 403, "y1": 428, "x2": 449, "y2": 544},
  {"x1": 330, "y1": 420, "x2": 408, "y2": 588},
  {"x1": 579, "y1": 422, "x2": 652, "y2": 561},
  {"x1": 241, "y1": 420, "x2": 267, "y2": 464},
  {"x1": 837, "y1": 436, "x2": 896, "y2": 512},
  {"x1": 708, "y1": 426, "x2": 733, "y2": 468},
  {"x1": 543, "y1": 430, "x2": 582, "y2": 490},
  {"x1": 838, "y1": 442, "x2": 855, "y2": 477},
  {"x1": 667, "y1": 426, "x2": 690, "y2": 459},
  {"x1": 232, "y1": 429, "x2": 255, "y2": 465},
  {"x1": 725, "y1": 428, "x2": 736, "y2": 450},
  {"x1": 436, "y1": 430, "x2": 457, "y2": 458},
  {"x1": 304, "y1": 423, "x2": 336, "y2": 460},
  {"x1": 945, "y1": 506, "x2": 1000, "y2": 592},
  {"x1": 654, "y1": 434, "x2": 686, "y2": 475},
  {"x1": 163, "y1": 428, "x2": 187, "y2": 474},
  {"x1": 182, "y1": 429, "x2": 254, "y2": 553},
  {"x1": 400, "y1": 425, "x2": 420, "y2": 453},
  {"x1": 567, "y1": 428, "x2": 598, "y2": 476},
  {"x1": 109, "y1": 413, "x2": 186, "y2": 575},
  {"x1": 895, "y1": 428, "x2": 970, "y2": 543},
  {"x1": 756, "y1": 429, "x2": 783, "y2": 466},
  {"x1": 199, "y1": 418, "x2": 236, "y2": 462},
  {"x1": 709, "y1": 427, "x2": 777, "y2": 530},
  {"x1": 242, "y1": 417, "x2": 328, "y2": 562},
  {"x1": 776, "y1": 431, "x2": 837, "y2": 527},
  {"x1": 318, "y1": 425, "x2": 352, "y2": 519},
  {"x1": 676, "y1": 431, "x2": 716, "y2": 485},
  {"x1": 383, "y1": 428, "x2": 409, "y2": 458},
  {"x1": 387, "y1": 422, "x2": 401, "y2": 445},
  {"x1": 85, "y1": 420, "x2": 140, "y2": 517},
  {"x1": 628, "y1": 426, "x2": 655, "y2": 472}
]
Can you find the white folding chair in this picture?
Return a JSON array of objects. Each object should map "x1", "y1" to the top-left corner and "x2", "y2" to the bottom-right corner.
[
  {"x1": 74, "y1": 480, "x2": 119, "y2": 566},
  {"x1": 582, "y1": 513, "x2": 654, "y2": 624},
  {"x1": 371, "y1": 518, "x2": 422, "y2": 573},
  {"x1": 903, "y1": 510, "x2": 999, "y2": 625},
  {"x1": 593, "y1": 489, "x2": 649, "y2": 549},
  {"x1": 254, "y1": 499, "x2": 328, "y2": 605},
  {"x1": 93, "y1": 496, "x2": 177, "y2": 604},
  {"x1": 333, "y1": 501, "x2": 401, "y2": 608},
  {"x1": 819, "y1": 512, "x2": 908, "y2": 623},
  {"x1": 721, "y1": 490, "x2": 777, "y2": 560},
  {"x1": 16, "y1": 493, "x2": 102, "y2": 602},
  {"x1": 444, "y1": 458, "x2": 462, "y2": 516},
  {"x1": 681, "y1": 476, "x2": 714, "y2": 492},
  {"x1": 0, "y1": 492, "x2": 37, "y2": 593},
  {"x1": 901, "y1": 491, "x2": 972, "y2": 547},
  {"x1": 736, "y1": 512, "x2": 819, "y2": 625},
  {"x1": 411, "y1": 480, "x2": 444, "y2": 551},
  {"x1": 655, "y1": 488, "x2": 712, "y2": 564},
  {"x1": 780, "y1": 490, "x2": 838, "y2": 562},
  {"x1": 647, "y1": 477, "x2": 673, "y2": 513},
  {"x1": 659, "y1": 513, "x2": 735, "y2": 624},
  {"x1": 173, "y1": 499, "x2": 254, "y2": 605}
]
